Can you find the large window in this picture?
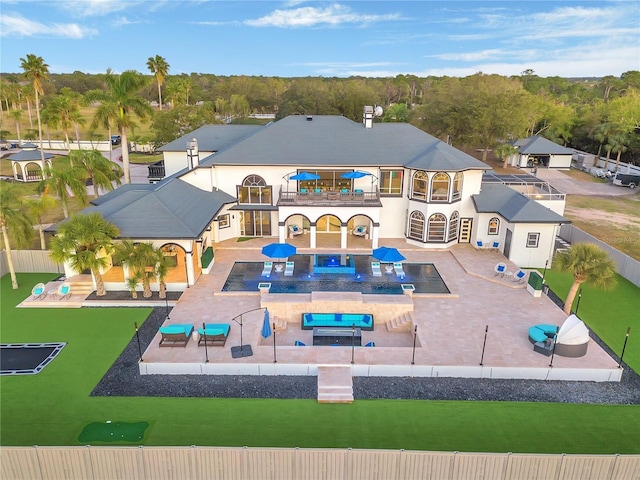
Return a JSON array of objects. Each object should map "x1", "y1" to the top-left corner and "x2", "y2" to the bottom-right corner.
[
  {"x1": 452, "y1": 172, "x2": 463, "y2": 201},
  {"x1": 430, "y1": 173, "x2": 450, "y2": 202},
  {"x1": 408, "y1": 211, "x2": 425, "y2": 240},
  {"x1": 411, "y1": 171, "x2": 428, "y2": 201},
  {"x1": 238, "y1": 175, "x2": 272, "y2": 204},
  {"x1": 488, "y1": 217, "x2": 500, "y2": 235},
  {"x1": 448, "y1": 211, "x2": 459, "y2": 241},
  {"x1": 380, "y1": 170, "x2": 403, "y2": 195},
  {"x1": 297, "y1": 170, "x2": 351, "y2": 192},
  {"x1": 428, "y1": 213, "x2": 447, "y2": 241}
]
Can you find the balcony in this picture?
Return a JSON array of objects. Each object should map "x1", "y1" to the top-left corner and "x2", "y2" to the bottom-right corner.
[
  {"x1": 277, "y1": 187, "x2": 382, "y2": 207},
  {"x1": 148, "y1": 161, "x2": 165, "y2": 183}
]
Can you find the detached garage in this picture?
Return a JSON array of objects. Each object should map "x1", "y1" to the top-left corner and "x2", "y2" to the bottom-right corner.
[{"x1": 510, "y1": 136, "x2": 574, "y2": 170}]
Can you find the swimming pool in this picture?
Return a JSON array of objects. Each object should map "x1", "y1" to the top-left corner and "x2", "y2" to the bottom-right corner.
[{"x1": 222, "y1": 254, "x2": 450, "y2": 295}]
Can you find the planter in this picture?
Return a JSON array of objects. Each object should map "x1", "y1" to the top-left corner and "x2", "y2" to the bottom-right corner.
[{"x1": 527, "y1": 271, "x2": 543, "y2": 297}]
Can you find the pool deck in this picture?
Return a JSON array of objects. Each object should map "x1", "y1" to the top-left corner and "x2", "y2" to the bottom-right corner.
[{"x1": 137, "y1": 237, "x2": 622, "y2": 382}]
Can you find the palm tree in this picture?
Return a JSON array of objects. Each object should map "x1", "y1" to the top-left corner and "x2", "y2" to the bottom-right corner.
[
  {"x1": 155, "y1": 249, "x2": 169, "y2": 299},
  {"x1": 0, "y1": 182, "x2": 34, "y2": 289},
  {"x1": 27, "y1": 191, "x2": 57, "y2": 250},
  {"x1": 113, "y1": 240, "x2": 160, "y2": 298},
  {"x1": 553, "y1": 243, "x2": 617, "y2": 315},
  {"x1": 70, "y1": 150, "x2": 122, "y2": 198},
  {"x1": 147, "y1": 55, "x2": 170, "y2": 110},
  {"x1": 42, "y1": 89, "x2": 85, "y2": 152},
  {"x1": 49, "y1": 212, "x2": 120, "y2": 296},
  {"x1": 85, "y1": 70, "x2": 153, "y2": 184},
  {"x1": 495, "y1": 143, "x2": 519, "y2": 169},
  {"x1": 20, "y1": 54, "x2": 49, "y2": 164},
  {"x1": 9, "y1": 109, "x2": 23, "y2": 146},
  {"x1": 383, "y1": 103, "x2": 409, "y2": 122},
  {"x1": 39, "y1": 165, "x2": 87, "y2": 218}
]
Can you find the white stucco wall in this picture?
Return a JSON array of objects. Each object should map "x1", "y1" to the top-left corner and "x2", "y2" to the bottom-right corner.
[{"x1": 505, "y1": 223, "x2": 558, "y2": 268}]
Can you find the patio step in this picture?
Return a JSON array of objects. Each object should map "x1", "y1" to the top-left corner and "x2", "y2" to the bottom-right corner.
[
  {"x1": 272, "y1": 316, "x2": 288, "y2": 331},
  {"x1": 63, "y1": 274, "x2": 95, "y2": 294},
  {"x1": 386, "y1": 312, "x2": 413, "y2": 332},
  {"x1": 317, "y1": 366, "x2": 353, "y2": 403}
]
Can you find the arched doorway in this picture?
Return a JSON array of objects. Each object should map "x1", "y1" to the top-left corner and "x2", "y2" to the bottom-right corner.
[
  {"x1": 161, "y1": 244, "x2": 188, "y2": 283},
  {"x1": 315, "y1": 214, "x2": 342, "y2": 248}
]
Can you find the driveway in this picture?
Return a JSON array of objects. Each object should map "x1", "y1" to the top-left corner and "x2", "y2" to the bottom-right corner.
[{"x1": 533, "y1": 168, "x2": 638, "y2": 197}]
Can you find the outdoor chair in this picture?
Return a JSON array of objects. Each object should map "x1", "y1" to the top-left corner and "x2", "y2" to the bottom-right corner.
[
  {"x1": 288, "y1": 224, "x2": 303, "y2": 236},
  {"x1": 299, "y1": 188, "x2": 308, "y2": 196},
  {"x1": 341, "y1": 188, "x2": 350, "y2": 196},
  {"x1": 492, "y1": 241, "x2": 499, "y2": 250},
  {"x1": 513, "y1": 269, "x2": 527, "y2": 283},
  {"x1": 54, "y1": 282, "x2": 71, "y2": 300},
  {"x1": 261, "y1": 261, "x2": 273, "y2": 277},
  {"x1": 31, "y1": 283, "x2": 47, "y2": 300},
  {"x1": 294, "y1": 340, "x2": 306, "y2": 346},
  {"x1": 365, "y1": 341, "x2": 375, "y2": 347},
  {"x1": 354, "y1": 189, "x2": 363, "y2": 196},
  {"x1": 352, "y1": 225, "x2": 367, "y2": 237},
  {"x1": 494, "y1": 263, "x2": 507, "y2": 277},
  {"x1": 314, "y1": 188, "x2": 322, "y2": 196},
  {"x1": 476, "y1": 240, "x2": 485, "y2": 249},
  {"x1": 284, "y1": 261, "x2": 295, "y2": 276},
  {"x1": 371, "y1": 261, "x2": 382, "y2": 277},
  {"x1": 197, "y1": 323, "x2": 231, "y2": 347},
  {"x1": 158, "y1": 324, "x2": 193, "y2": 347},
  {"x1": 393, "y1": 262, "x2": 405, "y2": 277}
]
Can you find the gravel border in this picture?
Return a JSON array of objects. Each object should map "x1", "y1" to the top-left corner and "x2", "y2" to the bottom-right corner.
[{"x1": 91, "y1": 308, "x2": 640, "y2": 404}]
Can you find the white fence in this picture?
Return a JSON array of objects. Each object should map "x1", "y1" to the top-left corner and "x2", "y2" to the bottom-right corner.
[
  {"x1": 0, "y1": 250, "x2": 63, "y2": 277},
  {"x1": 559, "y1": 225, "x2": 640, "y2": 287},
  {"x1": 1, "y1": 446, "x2": 639, "y2": 480}
]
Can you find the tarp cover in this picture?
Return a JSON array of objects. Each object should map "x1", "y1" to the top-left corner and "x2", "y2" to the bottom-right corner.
[{"x1": 556, "y1": 314, "x2": 589, "y2": 345}]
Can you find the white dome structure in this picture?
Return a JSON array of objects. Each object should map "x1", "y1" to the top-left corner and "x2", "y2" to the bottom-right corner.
[{"x1": 555, "y1": 314, "x2": 590, "y2": 357}]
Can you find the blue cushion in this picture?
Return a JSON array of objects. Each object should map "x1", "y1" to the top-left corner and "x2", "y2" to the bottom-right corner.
[
  {"x1": 198, "y1": 323, "x2": 230, "y2": 336},
  {"x1": 535, "y1": 324, "x2": 558, "y2": 335},
  {"x1": 528, "y1": 326, "x2": 548, "y2": 343},
  {"x1": 160, "y1": 324, "x2": 192, "y2": 336}
]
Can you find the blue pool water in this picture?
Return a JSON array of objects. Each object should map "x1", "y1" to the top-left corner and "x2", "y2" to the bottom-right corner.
[{"x1": 222, "y1": 254, "x2": 450, "y2": 295}]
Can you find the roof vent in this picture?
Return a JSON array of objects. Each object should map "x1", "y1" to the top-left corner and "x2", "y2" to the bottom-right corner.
[
  {"x1": 187, "y1": 138, "x2": 199, "y2": 170},
  {"x1": 306, "y1": 115, "x2": 313, "y2": 121}
]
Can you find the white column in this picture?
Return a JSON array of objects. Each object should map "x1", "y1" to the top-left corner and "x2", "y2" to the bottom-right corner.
[
  {"x1": 310, "y1": 226, "x2": 317, "y2": 249},
  {"x1": 371, "y1": 225, "x2": 380, "y2": 249},
  {"x1": 279, "y1": 224, "x2": 287, "y2": 243},
  {"x1": 340, "y1": 225, "x2": 348, "y2": 249},
  {"x1": 185, "y1": 252, "x2": 195, "y2": 286}
]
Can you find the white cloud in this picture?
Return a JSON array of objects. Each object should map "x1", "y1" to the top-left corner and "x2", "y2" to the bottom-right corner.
[
  {"x1": 245, "y1": 4, "x2": 402, "y2": 28},
  {"x1": 57, "y1": 0, "x2": 137, "y2": 17},
  {"x1": 0, "y1": 13, "x2": 97, "y2": 38}
]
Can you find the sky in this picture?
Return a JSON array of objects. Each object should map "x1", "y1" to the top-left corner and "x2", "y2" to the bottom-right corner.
[{"x1": 1, "y1": 0, "x2": 639, "y2": 78}]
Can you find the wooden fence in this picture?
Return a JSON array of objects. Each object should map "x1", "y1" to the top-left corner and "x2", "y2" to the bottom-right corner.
[{"x1": 1, "y1": 446, "x2": 639, "y2": 480}]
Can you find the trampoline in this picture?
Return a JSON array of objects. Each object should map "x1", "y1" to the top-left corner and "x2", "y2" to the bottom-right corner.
[{"x1": 0, "y1": 342, "x2": 66, "y2": 375}]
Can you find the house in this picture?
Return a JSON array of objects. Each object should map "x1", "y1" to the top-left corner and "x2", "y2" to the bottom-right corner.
[
  {"x1": 507, "y1": 135, "x2": 574, "y2": 169},
  {"x1": 52, "y1": 108, "x2": 569, "y2": 292}
]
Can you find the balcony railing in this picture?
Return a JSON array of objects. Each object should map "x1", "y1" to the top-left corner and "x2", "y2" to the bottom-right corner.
[
  {"x1": 277, "y1": 186, "x2": 382, "y2": 207},
  {"x1": 148, "y1": 162, "x2": 165, "y2": 182}
]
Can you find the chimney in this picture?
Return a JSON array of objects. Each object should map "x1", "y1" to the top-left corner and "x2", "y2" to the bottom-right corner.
[
  {"x1": 187, "y1": 138, "x2": 199, "y2": 170},
  {"x1": 363, "y1": 106, "x2": 374, "y2": 129}
]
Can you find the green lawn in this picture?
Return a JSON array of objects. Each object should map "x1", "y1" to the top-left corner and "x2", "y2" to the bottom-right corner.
[{"x1": 1, "y1": 273, "x2": 639, "y2": 453}]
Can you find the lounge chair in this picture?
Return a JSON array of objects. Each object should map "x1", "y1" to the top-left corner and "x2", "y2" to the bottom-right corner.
[
  {"x1": 31, "y1": 282, "x2": 47, "y2": 300},
  {"x1": 371, "y1": 261, "x2": 382, "y2": 277},
  {"x1": 294, "y1": 340, "x2": 306, "y2": 346},
  {"x1": 494, "y1": 262, "x2": 507, "y2": 277},
  {"x1": 288, "y1": 224, "x2": 303, "y2": 236},
  {"x1": 197, "y1": 323, "x2": 231, "y2": 347},
  {"x1": 54, "y1": 282, "x2": 71, "y2": 300},
  {"x1": 513, "y1": 269, "x2": 527, "y2": 283},
  {"x1": 284, "y1": 261, "x2": 295, "y2": 276},
  {"x1": 158, "y1": 324, "x2": 193, "y2": 347},
  {"x1": 393, "y1": 262, "x2": 405, "y2": 277},
  {"x1": 261, "y1": 261, "x2": 273, "y2": 276},
  {"x1": 352, "y1": 225, "x2": 367, "y2": 237}
]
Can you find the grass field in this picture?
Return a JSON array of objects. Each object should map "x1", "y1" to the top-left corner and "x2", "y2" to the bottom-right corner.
[{"x1": 1, "y1": 273, "x2": 639, "y2": 453}]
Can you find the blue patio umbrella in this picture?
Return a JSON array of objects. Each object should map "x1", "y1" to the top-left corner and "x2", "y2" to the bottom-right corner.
[
  {"x1": 340, "y1": 171, "x2": 370, "y2": 179},
  {"x1": 261, "y1": 309, "x2": 272, "y2": 339},
  {"x1": 372, "y1": 246, "x2": 406, "y2": 263},
  {"x1": 289, "y1": 171, "x2": 320, "y2": 181},
  {"x1": 262, "y1": 242, "x2": 297, "y2": 261}
]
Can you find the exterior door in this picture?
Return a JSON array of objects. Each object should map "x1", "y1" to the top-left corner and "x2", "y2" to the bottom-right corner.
[
  {"x1": 459, "y1": 218, "x2": 472, "y2": 243},
  {"x1": 504, "y1": 228, "x2": 513, "y2": 259}
]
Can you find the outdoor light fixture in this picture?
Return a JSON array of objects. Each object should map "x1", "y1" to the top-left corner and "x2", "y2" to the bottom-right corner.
[
  {"x1": 479, "y1": 325, "x2": 489, "y2": 366},
  {"x1": 351, "y1": 324, "x2": 356, "y2": 365},
  {"x1": 549, "y1": 326, "x2": 560, "y2": 368},
  {"x1": 411, "y1": 325, "x2": 418, "y2": 365},
  {"x1": 618, "y1": 327, "x2": 631, "y2": 368},
  {"x1": 134, "y1": 322, "x2": 143, "y2": 362}
]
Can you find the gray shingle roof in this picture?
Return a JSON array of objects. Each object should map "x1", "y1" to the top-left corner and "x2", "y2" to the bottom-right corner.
[
  {"x1": 158, "y1": 125, "x2": 262, "y2": 153},
  {"x1": 472, "y1": 183, "x2": 570, "y2": 224},
  {"x1": 513, "y1": 136, "x2": 574, "y2": 155},
  {"x1": 8, "y1": 150, "x2": 54, "y2": 161},
  {"x1": 195, "y1": 115, "x2": 488, "y2": 171},
  {"x1": 65, "y1": 178, "x2": 236, "y2": 239}
]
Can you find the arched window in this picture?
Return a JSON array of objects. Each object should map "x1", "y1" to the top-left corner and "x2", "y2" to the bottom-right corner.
[
  {"x1": 411, "y1": 171, "x2": 428, "y2": 201},
  {"x1": 408, "y1": 211, "x2": 425, "y2": 241},
  {"x1": 428, "y1": 213, "x2": 447, "y2": 241},
  {"x1": 448, "y1": 211, "x2": 460, "y2": 241},
  {"x1": 452, "y1": 172, "x2": 463, "y2": 201},
  {"x1": 430, "y1": 173, "x2": 450, "y2": 201},
  {"x1": 238, "y1": 175, "x2": 272, "y2": 204},
  {"x1": 488, "y1": 217, "x2": 500, "y2": 235}
]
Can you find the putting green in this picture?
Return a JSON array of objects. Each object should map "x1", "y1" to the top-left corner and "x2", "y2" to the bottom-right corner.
[{"x1": 78, "y1": 421, "x2": 148, "y2": 443}]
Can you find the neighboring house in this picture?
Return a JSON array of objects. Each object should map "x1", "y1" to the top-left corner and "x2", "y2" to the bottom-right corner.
[
  {"x1": 51, "y1": 108, "x2": 569, "y2": 292},
  {"x1": 507, "y1": 135, "x2": 574, "y2": 169}
]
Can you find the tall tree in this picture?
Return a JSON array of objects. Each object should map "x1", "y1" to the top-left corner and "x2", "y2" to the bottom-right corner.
[
  {"x1": 20, "y1": 54, "x2": 49, "y2": 164},
  {"x1": 85, "y1": 70, "x2": 153, "y2": 184},
  {"x1": 146, "y1": 55, "x2": 170, "y2": 110},
  {"x1": 495, "y1": 143, "x2": 519, "y2": 169},
  {"x1": 27, "y1": 191, "x2": 57, "y2": 250},
  {"x1": 42, "y1": 91, "x2": 85, "y2": 151},
  {"x1": 70, "y1": 150, "x2": 122, "y2": 198},
  {"x1": 39, "y1": 164, "x2": 87, "y2": 218},
  {"x1": 0, "y1": 182, "x2": 34, "y2": 289},
  {"x1": 553, "y1": 243, "x2": 617, "y2": 315},
  {"x1": 49, "y1": 212, "x2": 119, "y2": 296}
]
